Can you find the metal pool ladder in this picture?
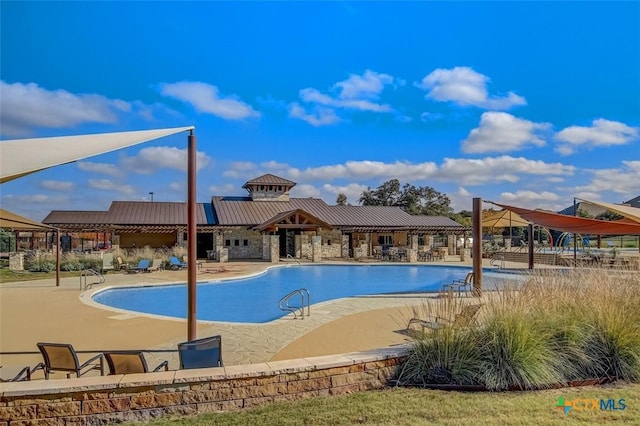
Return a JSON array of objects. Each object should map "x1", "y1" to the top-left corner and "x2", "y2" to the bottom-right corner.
[
  {"x1": 279, "y1": 288, "x2": 310, "y2": 319},
  {"x1": 80, "y1": 268, "x2": 105, "y2": 290}
]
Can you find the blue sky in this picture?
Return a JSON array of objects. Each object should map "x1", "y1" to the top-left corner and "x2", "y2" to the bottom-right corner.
[{"x1": 1, "y1": 1, "x2": 639, "y2": 222}]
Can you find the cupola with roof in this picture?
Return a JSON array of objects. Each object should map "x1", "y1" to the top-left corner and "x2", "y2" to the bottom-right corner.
[{"x1": 242, "y1": 174, "x2": 297, "y2": 202}]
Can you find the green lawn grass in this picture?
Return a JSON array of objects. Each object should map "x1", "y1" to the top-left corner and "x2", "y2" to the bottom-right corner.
[
  {"x1": 137, "y1": 381, "x2": 638, "y2": 425},
  {"x1": 0, "y1": 268, "x2": 101, "y2": 283}
]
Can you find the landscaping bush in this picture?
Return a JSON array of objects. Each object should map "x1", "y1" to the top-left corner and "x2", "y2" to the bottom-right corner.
[
  {"x1": 396, "y1": 268, "x2": 640, "y2": 390},
  {"x1": 26, "y1": 260, "x2": 56, "y2": 272}
]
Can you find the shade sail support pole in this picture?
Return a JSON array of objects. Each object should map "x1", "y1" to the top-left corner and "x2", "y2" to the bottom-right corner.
[
  {"x1": 528, "y1": 224, "x2": 534, "y2": 269},
  {"x1": 187, "y1": 130, "x2": 197, "y2": 341},
  {"x1": 472, "y1": 197, "x2": 482, "y2": 297},
  {"x1": 56, "y1": 229, "x2": 60, "y2": 287}
]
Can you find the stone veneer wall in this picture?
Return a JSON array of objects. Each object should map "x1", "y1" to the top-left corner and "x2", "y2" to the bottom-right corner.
[{"x1": 0, "y1": 348, "x2": 407, "y2": 425}]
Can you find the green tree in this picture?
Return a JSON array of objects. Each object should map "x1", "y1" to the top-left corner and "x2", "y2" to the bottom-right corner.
[
  {"x1": 336, "y1": 193, "x2": 348, "y2": 206},
  {"x1": 359, "y1": 179, "x2": 453, "y2": 216},
  {"x1": 596, "y1": 210, "x2": 624, "y2": 221}
]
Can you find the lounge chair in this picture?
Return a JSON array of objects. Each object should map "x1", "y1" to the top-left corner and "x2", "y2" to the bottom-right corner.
[
  {"x1": 115, "y1": 256, "x2": 129, "y2": 271},
  {"x1": 36, "y1": 342, "x2": 104, "y2": 379},
  {"x1": 148, "y1": 258, "x2": 164, "y2": 272},
  {"x1": 406, "y1": 303, "x2": 483, "y2": 334},
  {"x1": 101, "y1": 252, "x2": 114, "y2": 274},
  {"x1": 178, "y1": 335, "x2": 223, "y2": 369},
  {"x1": 441, "y1": 272, "x2": 474, "y2": 297},
  {"x1": 0, "y1": 363, "x2": 45, "y2": 382},
  {"x1": 128, "y1": 259, "x2": 151, "y2": 273},
  {"x1": 169, "y1": 256, "x2": 187, "y2": 270},
  {"x1": 103, "y1": 351, "x2": 169, "y2": 375}
]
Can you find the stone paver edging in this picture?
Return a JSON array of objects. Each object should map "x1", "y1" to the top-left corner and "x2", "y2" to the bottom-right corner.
[{"x1": 0, "y1": 346, "x2": 409, "y2": 424}]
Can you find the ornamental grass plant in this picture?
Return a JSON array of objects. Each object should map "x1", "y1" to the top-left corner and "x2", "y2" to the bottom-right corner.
[{"x1": 396, "y1": 267, "x2": 640, "y2": 390}]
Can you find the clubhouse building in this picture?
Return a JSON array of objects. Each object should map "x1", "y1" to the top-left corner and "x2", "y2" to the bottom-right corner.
[{"x1": 42, "y1": 174, "x2": 470, "y2": 262}]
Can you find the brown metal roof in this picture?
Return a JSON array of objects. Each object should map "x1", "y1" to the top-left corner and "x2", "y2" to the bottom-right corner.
[
  {"x1": 43, "y1": 202, "x2": 212, "y2": 228},
  {"x1": 212, "y1": 197, "x2": 335, "y2": 225},
  {"x1": 212, "y1": 197, "x2": 467, "y2": 231},
  {"x1": 242, "y1": 174, "x2": 296, "y2": 189}
]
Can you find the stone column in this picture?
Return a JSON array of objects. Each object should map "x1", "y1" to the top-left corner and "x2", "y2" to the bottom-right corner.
[
  {"x1": 406, "y1": 234, "x2": 418, "y2": 262},
  {"x1": 9, "y1": 252, "x2": 24, "y2": 271},
  {"x1": 213, "y1": 233, "x2": 223, "y2": 261},
  {"x1": 311, "y1": 236, "x2": 322, "y2": 263},
  {"x1": 448, "y1": 235, "x2": 455, "y2": 255},
  {"x1": 262, "y1": 235, "x2": 270, "y2": 260},
  {"x1": 295, "y1": 234, "x2": 303, "y2": 259},
  {"x1": 342, "y1": 234, "x2": 350, "y2": 259},
  {"x1": 218, "y1": 248, "x2": 228, "y2": 263},
  {"x1": 270, "y1": 235, "x2": 280, "y2": 263}
]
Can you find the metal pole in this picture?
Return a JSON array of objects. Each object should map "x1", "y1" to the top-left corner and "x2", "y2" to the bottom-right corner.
[
  {"x1": 55, "y1": 230, "x2": 60, "y2": 287},
  {"x1": 187, "y1": 130, "x2": 197, "y2": 341},
  {"x1": 528, "y1": 224, "x2": 534, "y2": 269},
  {"x1": 573, "y1": 198, "x2": 577, "y2": 265},
  {"x1": 472, "y1": 197, "x2": 482, "y2": 297}
]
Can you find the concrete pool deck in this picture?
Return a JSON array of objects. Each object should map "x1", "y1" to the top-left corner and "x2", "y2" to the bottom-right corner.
[{"x1": 0, "y1": 258, "x2": 530, "y2": 379}]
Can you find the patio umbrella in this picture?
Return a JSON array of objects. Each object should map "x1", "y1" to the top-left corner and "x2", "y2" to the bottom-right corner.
[{"x1": 482, "y1": 209, "x2": 530, "y2": 244}]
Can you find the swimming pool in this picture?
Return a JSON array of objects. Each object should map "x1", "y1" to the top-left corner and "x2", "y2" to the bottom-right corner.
[{"x1": 93, "y1": 264, "x2": 472, "y2": 323}]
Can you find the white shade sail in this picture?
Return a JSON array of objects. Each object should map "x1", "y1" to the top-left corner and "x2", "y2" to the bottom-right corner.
[
  {"x1": 0, "y1": 126, "x2": 194, "y2": 184},
  {"x1": 577, "y1": 198, "x2": 640, "y2": 224}
]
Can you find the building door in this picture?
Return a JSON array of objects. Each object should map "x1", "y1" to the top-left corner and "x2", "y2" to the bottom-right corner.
[
  {"x1": 196, "y1": 233, "x2": 214, "y2": 259},
  {"x1": 278, "y1": 229, "x2": 296, "y2": 258}
]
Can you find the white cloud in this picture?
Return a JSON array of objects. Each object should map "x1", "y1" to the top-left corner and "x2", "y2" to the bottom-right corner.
[
  {"x1": 416, "y1": 67, "x2": 527, "y2": 110},
  {"x1": 462, "y1": 112, "x2": 551, "y2": 153},
  {"x1": 335, "y1": 69, "x2": 396, "y2": 100},
  {"x1": 322, "y1": 183, "x2": 369, "y2": 204},
  {"x1": 439, "y1": 156, "x2": 575, "y2": 185},
  {"x1": 420, "y1": 112, "x2": 445, "y2": 122},
  {"x1": 77, "y1": 161, "x2": 121, "y2": 177},
  {"x1": 291, "y1": 184, "x2": 321, "y2": 198},
  {"x1": 88, "y1": 179, "x2": 136, "y2": 195},
  {"x1": 497, "y1": 190, "x2": 564, "y2": 211},
  {"x1": 208, "y1": 183, "x2": 237, "y2": 195},
  {"x1": 288, "y1": 160, "x2": 438, "y2": 181},
  {"x1": 261, "y1": 160, "x2": 290, "y2": 171},
  {"x1": 40, "y1": 180, "x2": 74, "y2": 191},
  {"x1": 289, "y1": 70, "x2": 398, "y2": 126},
  {"x1": 574, "y1": 160, "x2": 640, "y2": 197},
  {"x1": 169, "y1": 182, "x2": 183, "y2": 192},
  {"x1": 159, "y1": 81, "x2": 260, "y2": 120},
  {"x1": 501, "y1": 190, "x2": 561, "y2": 203},
  {"x1": 554, "y1": 119, "x2": 639, "y2": 155},
  {"x1": 121, "y1": 146, "x2": 212, "y2": 174},
  {"x1": 0, "y1": 81, "x2": 126, "y2": 137},
  {"x1": 288, "y1": 103, "x2": 341, "y2": 126},
  {"x1": 1, "y1": 193, "x2": 70, "y2": 204}
]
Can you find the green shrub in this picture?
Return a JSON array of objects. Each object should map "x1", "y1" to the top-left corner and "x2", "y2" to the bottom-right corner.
[
  {"x1": 26, "y1": 260, "x2": 56, "y2": 272},
  {"x1": 397, "y1": 268, "x2": 640, "y2": 390},
  {"x1": 61, "y1": 261, "x2": 84, "y2": 271},
  {"x1": 396, "y1": 327, "x2": 481, "y2": 386}
]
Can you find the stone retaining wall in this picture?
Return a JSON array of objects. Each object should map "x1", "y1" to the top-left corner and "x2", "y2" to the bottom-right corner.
[{"x1": 0, "y1": 347, "x2": 407, "y2": 425}]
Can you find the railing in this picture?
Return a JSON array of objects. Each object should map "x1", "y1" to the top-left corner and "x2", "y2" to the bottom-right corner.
[
  {"x1": 278, "y1": 288, "x2": 310, "y2": 319},
  {"x1": 286, "y1": 254, "x2": 301, "y2": 265},
  {"x1": 80, "y1": 268, "x2": 105, "y2": 290},
  {"x1": 490, "y1": 254, "x2": 505, "y2": 269}
]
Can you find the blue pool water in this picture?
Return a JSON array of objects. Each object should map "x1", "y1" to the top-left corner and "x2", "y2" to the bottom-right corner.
[{"x1": 93, "y1": 264, "x2": 471, "y2": 323}]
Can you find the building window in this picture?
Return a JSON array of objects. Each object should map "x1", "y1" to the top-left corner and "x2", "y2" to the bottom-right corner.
[
  {"x1": 278, "y1": 186, "x2": 282, "y2": 191},
  {"x1": 225, "y1": 239, "x2": 230, "y2": 247},
  {"x1": 327, "y1": 240, "x2": 331, "y2": 245},
  {"x1": 243, "y1": 239, "x2": 248, "y2": 246},
  {"x1": 183, "y1": 233, "x2": 187, "y2": 240},
  {"x1": 418, "y1": 235, "x2": 426, "y2": 246},
  {"x1": 378, "y1": 235, "x2": 393, "y2": 246},
  {"x1": 234, "y1": 239, "x2": 240, "y2": 246}
]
